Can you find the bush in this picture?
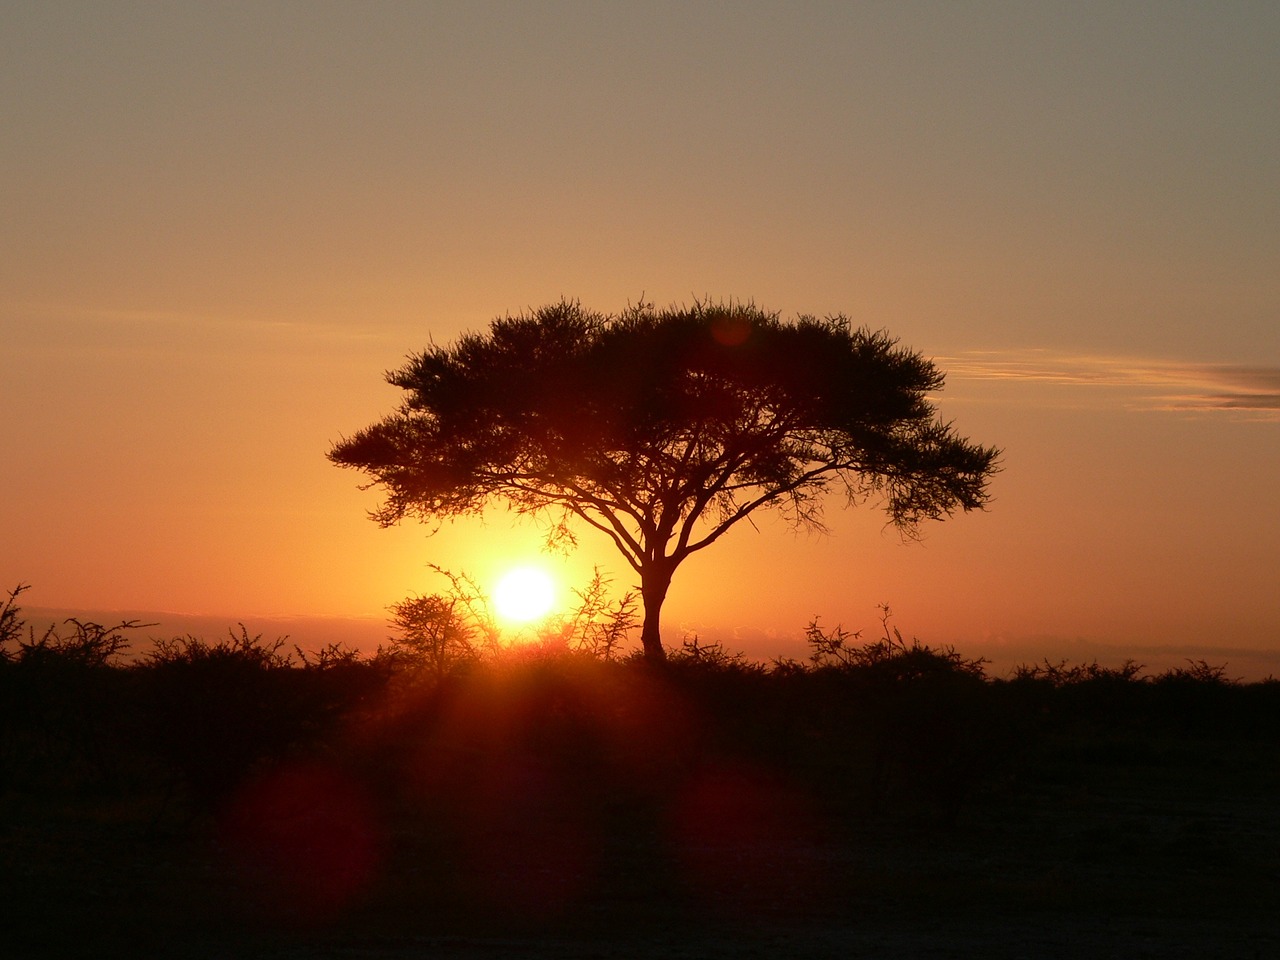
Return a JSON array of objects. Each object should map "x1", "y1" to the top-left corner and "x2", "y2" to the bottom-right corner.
[
  {"x1": 136, "y1": 627, "x2": 314, "y2": 803},
  {"x1": 798, "y1": 608, "x2": 1002, "y2": 821}
]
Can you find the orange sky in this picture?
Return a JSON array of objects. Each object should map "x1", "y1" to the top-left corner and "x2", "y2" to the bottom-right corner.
[{"x1": 4, "y1": 3, "x2": 1278, "y2": 675}]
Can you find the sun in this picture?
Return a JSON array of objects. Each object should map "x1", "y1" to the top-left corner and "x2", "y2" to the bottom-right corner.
[{"x1": 492, "y1": 566, "x2": 557, "y2": 624}]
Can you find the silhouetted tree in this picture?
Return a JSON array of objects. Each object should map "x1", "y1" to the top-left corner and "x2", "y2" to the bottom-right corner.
[
  {"x1": 330, "y1": 300, "x2": 999, "y2": 662},
  {"x1": 385, "y1": 593, "x2": 478, "y2": 680}
]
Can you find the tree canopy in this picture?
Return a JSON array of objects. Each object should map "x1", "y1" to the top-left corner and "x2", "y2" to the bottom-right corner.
[{"x1": 330, "y1": 300, "x2": 999, "y2": 661}]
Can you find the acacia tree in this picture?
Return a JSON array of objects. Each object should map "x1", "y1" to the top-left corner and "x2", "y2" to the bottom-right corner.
[
  {"x1": 330, "y1": 301, "x2": 999, "y2": 662},
  {"x1": 385, "y1": 594, "x2": 478, "y2": 680}
]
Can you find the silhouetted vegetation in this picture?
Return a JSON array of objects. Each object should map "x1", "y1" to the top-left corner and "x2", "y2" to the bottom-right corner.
[
  {"x1": 2, "y1": 582, "x2": 1277, "y2": 956},
  {"x1": 330, "y1": 300, "x2": 999, "y2": 661}
]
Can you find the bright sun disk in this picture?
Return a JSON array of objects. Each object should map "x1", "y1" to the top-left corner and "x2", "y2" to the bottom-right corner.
[{"x1": 493, "y1": 566, "x2": 556, "y2": 623}]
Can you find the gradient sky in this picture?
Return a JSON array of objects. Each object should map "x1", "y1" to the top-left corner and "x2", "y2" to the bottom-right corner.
[{"x1": 5, "y1": 2, "x2": 1278, "y2": 673}]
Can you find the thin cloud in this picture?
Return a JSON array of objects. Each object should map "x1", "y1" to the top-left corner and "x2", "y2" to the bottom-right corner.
[
  {"x1": 11, "y1": 302, "x2": 389, "y2": 345},
  {"x1": 939, "y1": 350, "x2": 1280, "y2": 419}
]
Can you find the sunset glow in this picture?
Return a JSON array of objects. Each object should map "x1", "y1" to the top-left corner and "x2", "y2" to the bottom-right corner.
[{"x1": 4, "y1": 3, "x2": 1278, "y2": 677}]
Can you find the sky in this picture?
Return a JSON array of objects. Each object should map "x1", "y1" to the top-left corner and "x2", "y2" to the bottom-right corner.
[{"x1": 4, "y1": 1, "x2": 1278, "y2": 675}]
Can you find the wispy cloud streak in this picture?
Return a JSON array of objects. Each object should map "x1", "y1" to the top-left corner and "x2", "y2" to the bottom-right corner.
[
  {"x1": 44, "y1": 306, "x2": 388, "y2": 342},
  {"x1": 939, "y1": 350, "x2": 1280, "y2": 419}
]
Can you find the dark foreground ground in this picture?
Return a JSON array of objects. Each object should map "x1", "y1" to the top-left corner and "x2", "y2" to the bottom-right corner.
[{"x1": 2, "y1": 647, "x2": 1277, "y2": 958}]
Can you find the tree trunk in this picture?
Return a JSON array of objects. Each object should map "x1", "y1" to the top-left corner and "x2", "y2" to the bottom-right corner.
[{"x1": 639, "y1": 563, "x2": 673, "y2": 663}]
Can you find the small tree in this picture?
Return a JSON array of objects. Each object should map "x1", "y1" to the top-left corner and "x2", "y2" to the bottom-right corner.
[
  {"x1": 331, "y1": 300, "x2": 999, "y2": 662},
  {"x1": 385, "y1": 593, "x2": 477, "y2": 680}
]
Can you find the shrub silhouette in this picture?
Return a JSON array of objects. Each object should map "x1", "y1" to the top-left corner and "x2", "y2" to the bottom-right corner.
[
  {"x1": 0, "y1": 582, "x2": 30, "y2": 657},
  {"x1": 800, "y1": 609, "x2": 998, "y2": 821},
  {"x1": 542, "y1": 568, "x2": 639, "y2": 661},
  {"x1": 0, "y1": 585, "x2": 148, "y2": 794},
  {"x1": 137, "y1": 628, "x2": 325, "y2": 803}
]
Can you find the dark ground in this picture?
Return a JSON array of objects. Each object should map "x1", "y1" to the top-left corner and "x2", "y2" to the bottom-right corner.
[
  {"x1": 4, "y1": 737, "x2": 1277, "y2": 958},
  {"x1": 2, "y1": 651, "x2": 1277, "y2": 958}
]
